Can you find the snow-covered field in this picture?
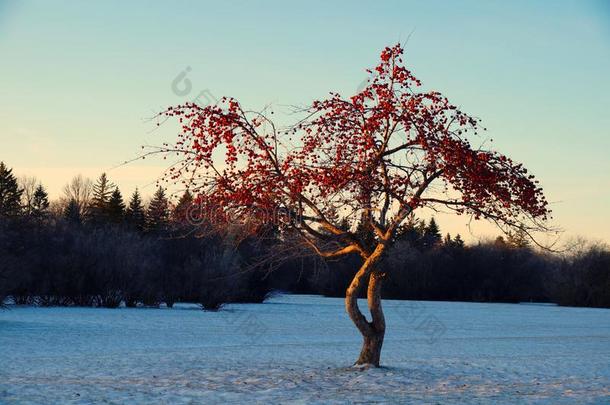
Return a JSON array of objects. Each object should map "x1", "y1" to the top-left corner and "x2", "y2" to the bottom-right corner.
[{"x1": 1, "y1": 294, "x2": 609, "y2": 404}]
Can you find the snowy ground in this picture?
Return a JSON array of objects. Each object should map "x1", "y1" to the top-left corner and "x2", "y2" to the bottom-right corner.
[{"x1": 1, "y1": 295, "x2": 609, "y2": 404}]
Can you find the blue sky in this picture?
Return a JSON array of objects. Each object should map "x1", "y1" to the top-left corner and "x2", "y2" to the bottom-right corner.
[{"x1": 1, "y1": 0, "x2": 609, "y2": 243}]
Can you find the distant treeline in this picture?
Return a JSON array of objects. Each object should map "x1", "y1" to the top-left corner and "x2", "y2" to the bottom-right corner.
[{"x1": 0, "y1": 162, "x2": 609, "y2": 309}]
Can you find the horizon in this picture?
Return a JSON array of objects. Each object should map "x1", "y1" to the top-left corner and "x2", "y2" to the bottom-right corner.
[{"x1": 1, "y1": 0, "x2": 609, "y2": 244}]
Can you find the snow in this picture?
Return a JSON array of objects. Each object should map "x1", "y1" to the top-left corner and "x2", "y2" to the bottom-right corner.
[{"x1": 1, "y1": 294, "x2": 609, "y2": 404}]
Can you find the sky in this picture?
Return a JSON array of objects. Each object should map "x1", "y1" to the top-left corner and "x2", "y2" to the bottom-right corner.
[{"x1": 0, "y1": 0, "x2": 609, "y2": 244}]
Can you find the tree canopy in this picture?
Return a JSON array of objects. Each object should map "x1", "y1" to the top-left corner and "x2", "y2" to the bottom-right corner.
[{"x1": 157, "y1": 44, "x2": 549, "y2": 255}]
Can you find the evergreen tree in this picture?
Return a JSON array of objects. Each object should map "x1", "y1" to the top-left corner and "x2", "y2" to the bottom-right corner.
[
  {"x1": 31, "y1": 184, "x2": 50, "y2": 219},
  {"x1": 394, "y1": 214, "x2": 425, "y2": 247},
  {"x1": 146, "y1": 187, "x2": 170, "y2": 233},
  {"x1": 444, "y1": 232, "x2": 465, "y2": 250},
  {"x1": 125, "y1": 189, "x2": 146, "y2": 232},
  {"x1": 453, "y1": 234, "x2": 465, "y2": 248},
  {"x1": 88, "y1": 173, "x2": 115, "y2": 225},
  {"x1": 107, "y1": 187, "x2": 126, "y2": 224},
  {"x1": 63, "y1": 198, "x2": 82, "y2": 225},
  {"x1": 422, "y1": 217, "x2": 442, "y2": 249},
  {"x1": 172, "y1": 190, "x2": 193, "y2": 224},
  {"x1": 0, "y1": 162, "x2": 23, "y2": 217},
  {"x1": 507, "y1": 228, "x2": 530, "y2": 249},
  {"x1": 444, "y1": 233, "x2": 452, "y2": 246}
]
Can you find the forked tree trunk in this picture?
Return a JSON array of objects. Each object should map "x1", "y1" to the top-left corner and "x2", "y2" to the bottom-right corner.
[
  {"x1": 356, "y1": 271, "x2": 385, "y2": 366},
  {"x1": 345, "y1": 244, "x2": 386, "y2": 367}
]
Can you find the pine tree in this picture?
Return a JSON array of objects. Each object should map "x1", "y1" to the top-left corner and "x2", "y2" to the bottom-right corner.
[
  {"x1": 0, "y1": 162, "x2": 23, "y2": 217},
  {"x1": 107, "y1": 188, "x2": 126, "y2": 224},
  {"x1": 507, "y1": 229, "x2": 530, "y2": 249},
  {"x1": 422, "y1": 217, "x2": 442, "y2": 249},
  {"x1": 146, "y1": 187, "x2": 170, "y2": 233},
  {"x1": 394, "y1": 214, "x2": 424, "y2": 246},
  {"x1": 425, "y1": 217, "x2": 441, "y2": 239},
  {"x1": 31, "y1": 184, "x2": 50, "y2": 219},
  {"x1": 172, "y1": 190, "x2": 193, "y2": 224},
  {"x1": 444, "y1": 233, "x2": 465, "y2": 250},
  {"x1": 88, "y1": 173, "x2": 115, "y2": 225},
  {"x1": 453, "y1": 234, "x2": 465, "y2": 248},
  {"x1": 125, "y1": 189, "x2": 146, "y2": 232},
  {"x1": 64, "y1": 198, "x2": 82, "y2": 224},
  {"x1": 444, "y1": 233, "x2": 452, "y2": 246}
]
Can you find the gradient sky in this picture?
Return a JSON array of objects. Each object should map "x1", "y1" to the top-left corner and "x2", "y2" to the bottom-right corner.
[{"x1": 1, "y1": 0, "x2": 609, "y2": 244}]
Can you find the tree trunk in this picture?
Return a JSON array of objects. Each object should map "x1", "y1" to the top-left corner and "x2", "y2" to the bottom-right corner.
[
  {"x1": 345, "y1": 244, "x2": 386, "y2": 367},
  {"x1": 356, "y1": 330, "x2": 384, "y2": 366},
  {"x1": 355, "y1": 271, "x2": 385, "y2": 366}
]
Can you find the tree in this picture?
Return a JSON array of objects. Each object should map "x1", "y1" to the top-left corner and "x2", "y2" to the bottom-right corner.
[
  {"x1": 156, "y1": 44, "x2": 550, "y2": 367},
  {"x1": 64, "y1": 198, "x2": 82, "y2": 225},
  {"x1": 172, "y1": 190, "x2": 194, "y2": 225},
  {"x1": 495, "y1": 235, "x2": 507, "y2": 246},
  {"x1": 0, "y1": 162, "x2": 23, "y2": 217},
  {"x1": 443, "y1": 233, "x2": 465, "y2": 251},
  {"x1": 507, "y1": 228, "x2": 530, "y2": 249},
  {"x1": 146, "y1": 187, "x2": 170, "y2": 233},
  {"x1": 395, "y1": 214, "x2": 424, "y2": 247},
  {"x1": 107, "y1": 188, "x2": 126, "y2": 224},
  {"x1": 422, "y1": 217, "x2": 442, "y2": 249},
  {"x1": 31, "y1": 184, "x2": 50, "y2": 220},
  {"x1": 125, "y1": 189, "x2": 146, "y2": 232},
  {"x1": 62, "y1": 175, "x2": 92, "y2": 218},
  {"x1": 19, "y1": 175, "x2": 38, "y2": 215},
  {"x1": 443, "y1": 233, "x2": 452, "y2": 246},
  {"x1": 88, "y1": 173, "x2": 115, "y2": 225}
]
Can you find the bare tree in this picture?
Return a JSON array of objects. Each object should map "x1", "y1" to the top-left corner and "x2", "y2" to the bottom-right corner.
[
  {"x1": 61, "y1": 175, "x2": 92, "y2": 216},
  {"x1": 18, "y1": 175, "x2": 38, "y2": 215}
]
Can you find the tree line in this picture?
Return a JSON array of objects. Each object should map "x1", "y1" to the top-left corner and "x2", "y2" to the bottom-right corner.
[{"x1": 0, "y1": 162, "x2": 608, "y2": 309}]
